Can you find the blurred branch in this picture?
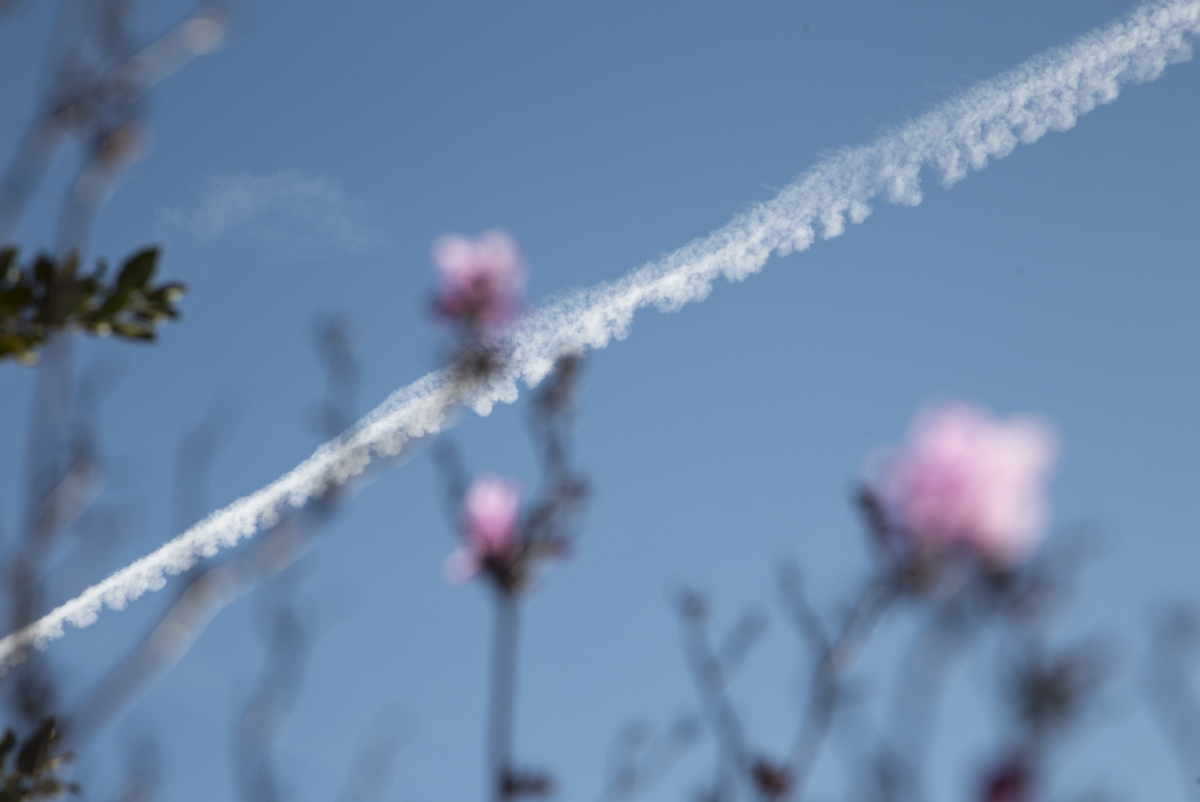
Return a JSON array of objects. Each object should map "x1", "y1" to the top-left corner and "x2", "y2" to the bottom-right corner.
[
  {"x1": 675, "y1": 589, "x2": 765, "y2": 802},
  {"x1": 171, "y1": 396, "x2": 242, "y2": 536},
  {"x1": 776, "y1": 562, "x2": 895, "y2": 801},
  {"x1": 522, "y1": 355, "x2": 588, "y2": 554},
  {"x1": 0, "y1": 0, "x2": 229, "y2": 251},
  {"x1": 1142, "y1": 606, "x2": 1200, "y2": 800},
  {"x1": 312, "y1": 315, "x2": 361, "y2": 438},
  {"x1": 431, "y1": 439, "x2": 468, "y2": 525},
  {"x1": 0, "y1": 0, "x2": 202, "y2": 720},
  {"x1": 0, "y1": 0, "x2": 26, "y2": 24},
  {"x1": 488, "y1": 590, "x2": 522, "y2": 802},
  {"x1": 0, "y1": 0, "x2": 209, "y2": 727},
  {"x1": 107, "y1": 736, "x2": 161, "y2": 802},
  {"x1": 3, "y1": 332, "x2": 102, "y2": 727},
  {"x1": 64, "y1": 317, "x2": 397, "y2": 747},
  {"x1": 1006, "y1": 636, "x2": 1109, "y2": 749},
  {"x1": 233, "y1": 572, "x2": 310, "y2": 802},
  {"x1": 597, "y1": 715, "x2": 700, "y2": 802},
  {"x1": 334, "y1": 708, "x2": 408, "y2": 802},
  {"x1": 528, "y1": 354, "x2": 580, "y2": 478},
  {"x1": 875, "y1": 601, "x2": 970, "y2": 802},
  {"x1": 63, "y1": 394, "x2": 242, "y2": 743},
  {"x1": 65, "y1": 499, "x2": 333, "y2": 746}
]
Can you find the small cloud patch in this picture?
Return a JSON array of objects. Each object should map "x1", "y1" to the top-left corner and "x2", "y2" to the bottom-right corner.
[{"x1": 157, "y1": 170, "x2": 383, "y2": 254}]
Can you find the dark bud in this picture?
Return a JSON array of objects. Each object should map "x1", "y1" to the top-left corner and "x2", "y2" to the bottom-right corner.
[
  {"x1": 452, "y1": 340, "x2": 506, "y2": 385},
  {"x1": 750, "y1": 758, "x2": 791, "y2": 800},
  {"x1": 501, "y1": 768, "x2": 555, "y2": 799},
  {"x1": 1013, "y1": 644, "x2": 1106, "y2": 738},
  {"x1": 980, "y1": 759, "x2": 1032, "y2": 802},
  {"x1": 856, "y1": 485, "x2": 890, "y2": 544}
]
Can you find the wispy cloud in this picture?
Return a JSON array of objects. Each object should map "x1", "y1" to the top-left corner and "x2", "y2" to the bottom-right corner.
[
  {"x1": 3, "y1": 0, "x2": 1198, "y2": 669},
  {"x1": 157, "y1": 170, "x2": 383, "y2": 253}
]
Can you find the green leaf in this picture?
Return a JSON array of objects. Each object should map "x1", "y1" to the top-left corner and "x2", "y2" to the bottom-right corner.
[
  {"x1": 111, "y1": 322, "x2": 153, "y2": 340},
  {"x1": 0, "y1": 729, "x2": 16, "y2": 769},
  {"x1": 115, "y1": 248, "x2": 159, "y2": 291},
  {"x1": 0, "y1": 285, "x2": 32, "y2": 310},
  {"x1": 16, "y1": 718, "x2": 56, "y2": 776},
  {"x1": 32, "y1": 257, "x2": 54, "y2": 286}
]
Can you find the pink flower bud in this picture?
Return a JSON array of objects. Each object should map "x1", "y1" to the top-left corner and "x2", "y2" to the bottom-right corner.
[
  {"x1": 432, "y1": 231, "x2": 525, "y2": 331},
  {"x1": 878, "y1": 403, "x2": 1057, "y2": 566},
  {"x1": 463, "y1": 474, "x2": 521, "y2": 553},
  {"x1": 444, "y1": 474, "x2": 522, "y2": 583}
]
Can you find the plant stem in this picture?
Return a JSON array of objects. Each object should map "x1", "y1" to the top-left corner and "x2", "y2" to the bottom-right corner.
[{"x1": 488, "y1": 589, "x2": 521, "y2": 802}]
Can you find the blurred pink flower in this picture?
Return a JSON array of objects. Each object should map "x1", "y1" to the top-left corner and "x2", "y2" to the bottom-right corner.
[
  {"x1": 432, "y1": 230, "x2": 525, "y2": 331},
  {"x1": 879, "y1": 403, "x2": 1057, "y2": 566},
  {"x1": 444, "y1": 474, "x2": 522, "y2": 582}
]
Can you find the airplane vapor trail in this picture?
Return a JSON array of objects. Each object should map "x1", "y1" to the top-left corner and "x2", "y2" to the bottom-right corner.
[{"x1": 2, "y1": 0, "x2": 1197, "y2": 671}]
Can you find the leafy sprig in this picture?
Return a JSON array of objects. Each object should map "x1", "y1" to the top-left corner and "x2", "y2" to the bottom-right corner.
[
  {"x1": 0, "y1": 718, "x2": 79, "y2": 801},
  {"x1": 0, "y1": 246, "x2": 185, "y2": 364}
]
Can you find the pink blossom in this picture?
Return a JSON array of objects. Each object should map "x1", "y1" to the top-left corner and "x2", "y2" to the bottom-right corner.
[
  {"x1": 444, "y1": 474, "x2": 522, "y2": 582},
  {"x1": 878, "y1": 403, "x2": 1057, "y2": 566},
  {"x1": 432, "y1": 230, "x2": 525, "y2": 330}
]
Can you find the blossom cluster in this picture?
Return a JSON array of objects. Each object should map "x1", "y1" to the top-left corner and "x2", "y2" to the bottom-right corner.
[
  {"x1": 873, "y1": 403, "x2": 1058, "y2": 568},
  {"x1": 432, "y1": 230, "x2": 525, "y2": 333}
]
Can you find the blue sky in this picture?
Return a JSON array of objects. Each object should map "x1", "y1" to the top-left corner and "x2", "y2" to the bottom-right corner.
[{"x1": 2, "y1": 1, "x2": 1200, "y2": 800}]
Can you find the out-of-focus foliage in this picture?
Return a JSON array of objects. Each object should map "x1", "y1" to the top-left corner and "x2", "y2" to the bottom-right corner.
[
  {"x1": 0, "y1": 718, "x2": 78, "y2": 801},
  {"x1": 0, "y1": 246, "x2": 184, "y2": 364}
]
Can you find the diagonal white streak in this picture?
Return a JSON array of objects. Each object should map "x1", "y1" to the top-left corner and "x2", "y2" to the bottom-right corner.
[{"x1": 2, "y1": 0, "x2": 1198, "y2": 671}]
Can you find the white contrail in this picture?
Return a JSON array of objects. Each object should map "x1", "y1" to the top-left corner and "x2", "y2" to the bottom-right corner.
[{"x1": 2, "y1": 0, "x2": 1197, "y2": 671}]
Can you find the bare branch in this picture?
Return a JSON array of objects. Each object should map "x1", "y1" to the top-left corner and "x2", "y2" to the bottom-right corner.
[
  {"x1": 65, "y1": 502, "x2": 331, "y2": 746},
  {"x1": 233, "y1": 572, "x2": 310, "y2": 802},
  {"x1": 1142, "y1": 606, "x2": 1200, "y2": 799},
  {"x1": 334, "y1": 708, "x2": 409, "y2": 802},
  {"x1": 597, "y1": 715, "x2": 700, "y2": 802},
  {"x1": 776, "y1": 561, "x2": 895, "y2": 801},
  {"x1": 676, "y1": 589, "x2": 759, "y2": 802},
  {"x1": 0, "y1": 0, "x2": 229, "y2": 249}
]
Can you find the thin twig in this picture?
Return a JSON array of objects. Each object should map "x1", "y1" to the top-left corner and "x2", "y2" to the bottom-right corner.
[
  {"x1": 676, "y1": 590, "x2": 761, "y2": 801},
  {"x1": 597, "y1": 715, "x2": 700, "y2": 802},
  {"x1": 1141, "y1": 607, "x2": 1200, "y2": 800},
  {"x1": 334, "y1": 707, "x2": 409, "y2": 802},
  {"x1": 776, "y1": 562, "x2": 895, "y2": 801},
  {"x1": 65, "y1": 500, "x2": 332, "y2": 746},
  {"x1": 234, "y1": 570, "x2": 310, "y2": 802}
]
